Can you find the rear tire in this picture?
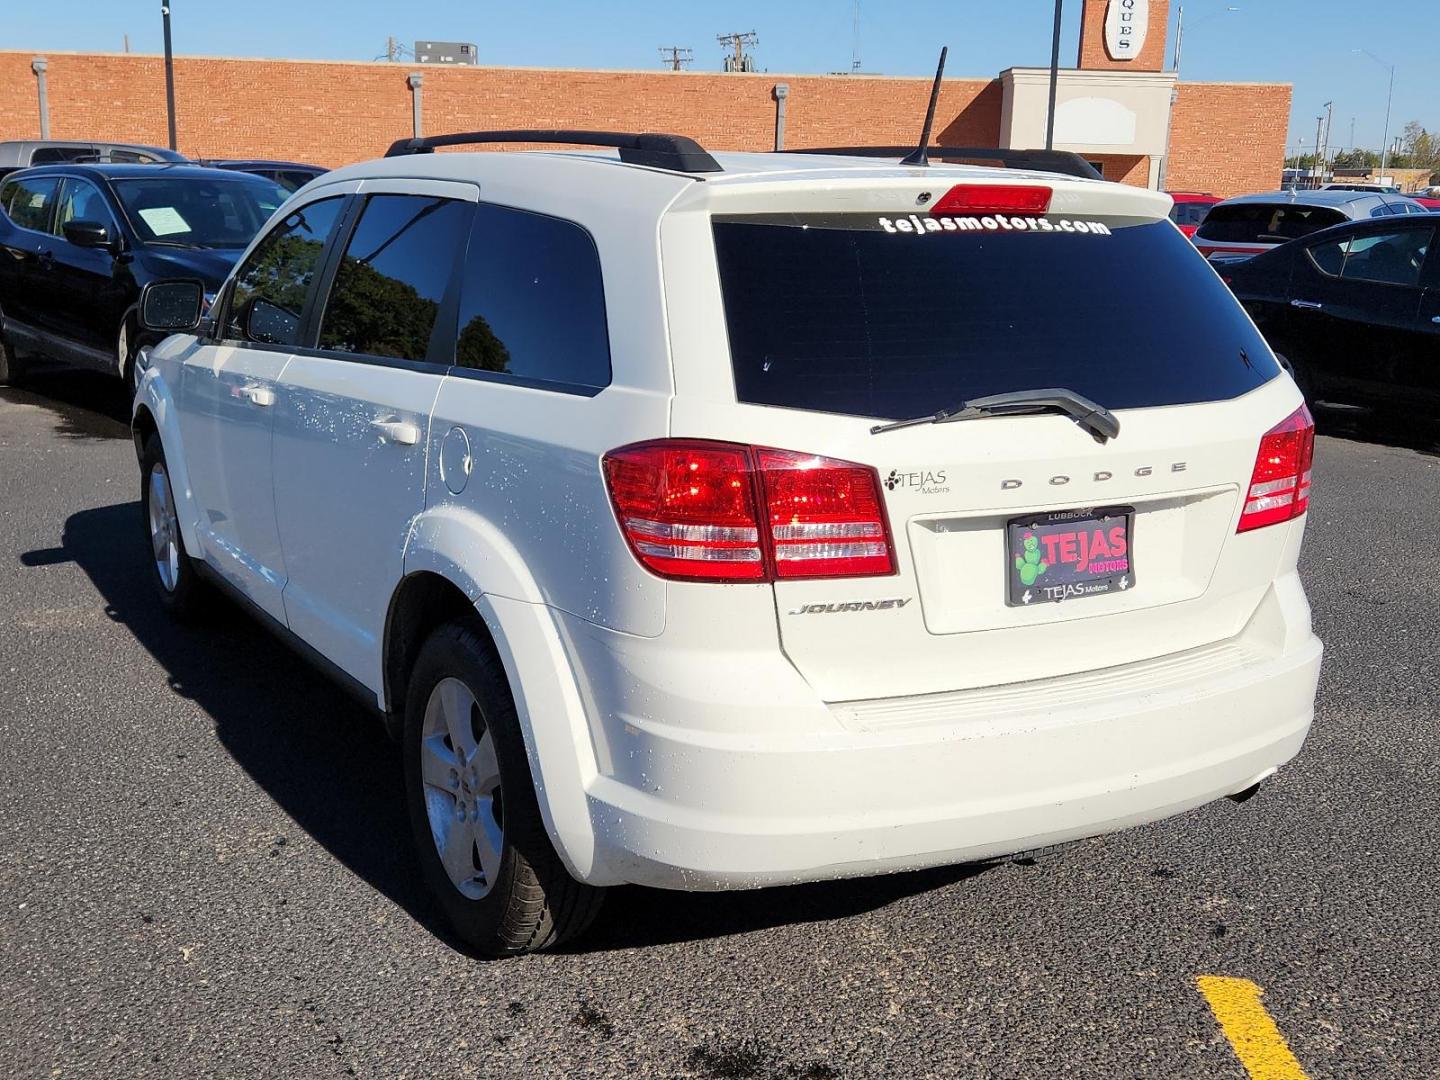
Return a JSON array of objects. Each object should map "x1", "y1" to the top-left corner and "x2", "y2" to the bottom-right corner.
[
  {"x1": 403, "y1": 619, "x2": 604, "y2": 956},
  {"x1": 0, "y1": 324, "x2": 23, "y2": 387},
  {"x1": 140, "y1": 433, "x2": 208, "y2": 621}
]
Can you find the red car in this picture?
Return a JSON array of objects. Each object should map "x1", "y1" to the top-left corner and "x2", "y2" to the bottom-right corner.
[
  {"x1": 1167, "y1": 191, "x2": 1221, "y2": 238},
  {"x1": 1407, "y1": 193, "x2": 1440, "y2": 210}
]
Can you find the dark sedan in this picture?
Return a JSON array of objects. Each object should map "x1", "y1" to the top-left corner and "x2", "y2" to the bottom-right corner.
[
  {"x1": 0, "y1": 163, "x2": 287, "y2": 391},
  {"x1": 197, "y1": 159, "x2": 327, "y2": 192},
  {"x1": 1223, "y1": 213, "x2": 1439, "y2": 414}
]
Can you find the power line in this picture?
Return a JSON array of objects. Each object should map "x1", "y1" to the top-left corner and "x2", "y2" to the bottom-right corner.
[
  {"x1": 377, "y1": 35, "x2": 413, "y2": 62},
  {"x1": 717, "y1": 31, "x2": 758, "y2": 73},
  {"x1": 658, "y1": 46, "x2": 693, "y2": 71}
]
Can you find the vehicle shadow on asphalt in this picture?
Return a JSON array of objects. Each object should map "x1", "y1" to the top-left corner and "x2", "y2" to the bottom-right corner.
[
  {"x1": 1313, "y1": 406, "x2": 1440, "y2": 458},
  {"x1": 577, "y1": 861, "x2": 992, "y2": 952},
  {"x1": 40, "y1": 500, "x2": 989, "y2": 954},
  {"x1": 1, "y1": 365, "x2": 131, "y2": 441},
  {"x1": 35, "y1": 500, "x2": 448, "y2": 940}
]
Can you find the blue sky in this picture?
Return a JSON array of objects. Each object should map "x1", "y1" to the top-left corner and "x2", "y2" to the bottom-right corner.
[{"x1": 4, "y1": 1, "x2": 1435, "y2": 154}]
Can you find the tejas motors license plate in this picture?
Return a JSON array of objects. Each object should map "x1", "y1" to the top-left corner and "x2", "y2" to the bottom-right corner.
[{"x1": 1006, "y1": 507, "x2": 1135, "y2": 606}]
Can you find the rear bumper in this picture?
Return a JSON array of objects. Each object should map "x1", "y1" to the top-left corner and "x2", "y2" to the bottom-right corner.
[{"x1": 565, "y1": 579, "x2": 1322, "y2": 890}]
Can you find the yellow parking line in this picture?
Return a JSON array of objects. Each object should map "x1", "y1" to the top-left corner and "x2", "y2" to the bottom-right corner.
[{"x1": 1196, "y1": 975, "x2": 1311, "y2": 1080}]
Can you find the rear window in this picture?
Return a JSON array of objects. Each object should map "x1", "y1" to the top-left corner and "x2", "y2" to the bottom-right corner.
[
  {"x1": 1196, "y1": 203, "x2": 1348, "y2": 244},
  {"x1": 712, "y1": 212, "x2": 1278, "y2": 419},
  {"x1": 1169, "y1": 201, "x2": 1213, "y2": 227}
]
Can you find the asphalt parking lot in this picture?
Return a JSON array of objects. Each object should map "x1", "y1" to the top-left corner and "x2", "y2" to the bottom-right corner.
[{"x1": 2, "y1": 367, "x2": 1437, "y2": 1080}]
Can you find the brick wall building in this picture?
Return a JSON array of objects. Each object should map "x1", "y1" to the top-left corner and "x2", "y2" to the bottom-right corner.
[{"x1": 0, "y1": 39, "x2": 1289, "y2": 198}]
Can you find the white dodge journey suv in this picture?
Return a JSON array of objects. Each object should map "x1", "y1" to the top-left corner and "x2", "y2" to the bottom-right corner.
[{"x1": 131, "y1": 129, "x2": 1323, "y2": 955}]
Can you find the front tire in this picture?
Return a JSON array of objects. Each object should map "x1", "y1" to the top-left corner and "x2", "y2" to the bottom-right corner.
[
  {"x1": 140, "y1": 433, "x2": 207, "y2": 620},
  {"x1": 403, "y1": 620, "x2": 604, "y2": 956},
  {"x1": 119, "y1": 318, "x2": 141, "y2": 398}
]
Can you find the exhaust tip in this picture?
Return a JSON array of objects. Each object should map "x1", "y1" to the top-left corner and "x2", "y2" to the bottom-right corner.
[{"x1": 1227, "y1": 766, "x2": 1278, "y2": 804}]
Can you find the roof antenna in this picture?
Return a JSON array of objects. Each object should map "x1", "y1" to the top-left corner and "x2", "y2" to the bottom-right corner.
[{"x1": 900, "y1": 46, "x2": 947, "y2": 167}]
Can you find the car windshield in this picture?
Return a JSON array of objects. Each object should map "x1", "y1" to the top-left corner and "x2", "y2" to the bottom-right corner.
[
  {"x1": 1196, "y1": 203, "x2": 1349, "y2": 244},
  {"x1": 111, "y1": 175, "x2": 287, "y2": 248},
  {"x1": 712, "y1": 212, "x2": 1278, "y2": 420}
]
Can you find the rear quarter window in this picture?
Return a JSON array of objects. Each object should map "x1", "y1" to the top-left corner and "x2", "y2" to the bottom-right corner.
[
  {"x1": 451, "y1": 202, "x2": 610, "y2": 391},
  {"x1": 713, "y1": 211, "x2": 1279, "y2": 419}
]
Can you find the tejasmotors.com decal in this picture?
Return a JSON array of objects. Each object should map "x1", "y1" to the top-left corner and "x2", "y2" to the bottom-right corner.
[{"x1": 878, "y1": 214, "x2": 1113, "y2": 236}]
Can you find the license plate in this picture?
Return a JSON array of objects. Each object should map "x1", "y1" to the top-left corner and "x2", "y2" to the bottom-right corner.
[{"x1": 1006, "y1": 507, "x2": 1135, "y2": 607}]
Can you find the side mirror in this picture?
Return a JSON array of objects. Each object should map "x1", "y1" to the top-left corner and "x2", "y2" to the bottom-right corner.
[
  {"x1": 240, "y1": 296, "x2": 300, "y2": 345},
  {"x1": 62, "y1": 219, "x2": 115, "y2": 250},
  {"x1": 139, "y1": 280, "x2": 204, "y2": 333}
]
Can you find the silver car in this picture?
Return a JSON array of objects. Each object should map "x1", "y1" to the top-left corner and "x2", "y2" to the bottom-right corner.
[
  {"x1": 1194, "y1": 188, "x2": 1429, "y2": 263},
  {"x1": 0, "y1": 140, "x2": 187, "y2": 181}
]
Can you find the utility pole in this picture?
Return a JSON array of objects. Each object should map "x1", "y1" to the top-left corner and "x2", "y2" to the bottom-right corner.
[
  {"x1": 716, "y1": 31, "x2": 758, "y2": 73},
  {"x1": 161, "y1": 2, "x2": 177, "y2": 151},
  {"x1": 1045, "y1": 0, "x2": 1063, "y2": 151},
  {"x1": 1321, "y1": 100, "x2": 1333, "y2": 178},
  {"x1": 1354, "y1": 50, "x2": 1395, "y2": 183},
  {"x1": 851, "y1": 0, "x2": 862, "y2": 73},
  {"x1": 1312, "y1": 115, "x2": 1325, "y2": 186},
  {"x1": 658, "y1": 46, "x2": 693, "y2": 71}
]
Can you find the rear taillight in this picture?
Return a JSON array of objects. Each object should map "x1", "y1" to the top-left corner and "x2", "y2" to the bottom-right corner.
[
  {"x1": 1237, "y1": 405, "x2": 1314, "y2": 533},
  {"x1": 603, "y1": 440, "x2": 896, "y2": 582}
]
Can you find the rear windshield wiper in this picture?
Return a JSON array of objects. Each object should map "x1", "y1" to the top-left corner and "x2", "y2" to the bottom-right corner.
[{"x1": 870, "y1": 387, "x2": 1121, "y2": 442}]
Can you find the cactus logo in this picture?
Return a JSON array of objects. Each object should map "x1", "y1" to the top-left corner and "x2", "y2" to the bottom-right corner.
[{"x1": 1014, "y1": 532, "x2": 1049, "y2": 587}]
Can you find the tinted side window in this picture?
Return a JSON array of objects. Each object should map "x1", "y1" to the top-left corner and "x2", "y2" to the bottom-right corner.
[
  {"x1": 453, "y1": 203, "x2": 611, "y2": 389},
  {"x1": 1340, "y1": 229, "x2": 1432, "y2": 286},
  {"x1": 317, "y1": 194, "x2": 470, "y2": 362},
  {"x1": 226, "y1": 196, "x2": 344, "y2": 346},
  {"x1": 2, "y1": 176, "x2": 60, "y2": 231},
  {"x1": 1308, "y1": 237, "x2": 1346, "y2": 276},
  {"x1": 55, "y1": 178, "x2": 119, "y2": 236},
  {"x1": 30, "y1": 146, "x2": 94, "y2": 164}
]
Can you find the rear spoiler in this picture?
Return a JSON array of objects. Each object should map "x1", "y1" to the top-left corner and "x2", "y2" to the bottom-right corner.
[{"x1": 786, "y1": 146, "x2": 1102, "y2": 181}]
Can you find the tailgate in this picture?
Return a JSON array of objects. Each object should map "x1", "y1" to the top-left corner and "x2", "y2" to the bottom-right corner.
[
  {"x1": 768, "y1": 385, "x2": 1301, "y2": 701},
  {"x1": 659, "y1": 175, "x2": 1303, "y2": 702}
]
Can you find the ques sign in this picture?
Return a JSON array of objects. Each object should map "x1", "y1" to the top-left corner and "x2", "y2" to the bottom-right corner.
[{"x1": 1104, "y1": 0, "x2": 1150, "y2": 61}]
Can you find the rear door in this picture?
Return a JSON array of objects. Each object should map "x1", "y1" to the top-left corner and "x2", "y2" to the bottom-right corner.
[
  {"x1": 179, "y1": 192, "x2": 350, "y2": 620},
  {"x1": 1288, "y1": 224, "x2": 1431, "y2": 406},
  {"x1": 270, "y1": 182, "x2": 474, "y2": 689},
  {"x1": 671, "y1": 198, "x2": 1302, "y2": 702},
  {"x1": 0, "y1": 174, "x2": 61, "y2": 334}
]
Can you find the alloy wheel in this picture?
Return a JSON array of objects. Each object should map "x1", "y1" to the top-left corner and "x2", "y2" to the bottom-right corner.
[
  {"x1": 420, "y1": 677, "x2": 505, "y2": 899},
  {"x1": 147, "y1": 463, "x2": 181, "y2": 593}
]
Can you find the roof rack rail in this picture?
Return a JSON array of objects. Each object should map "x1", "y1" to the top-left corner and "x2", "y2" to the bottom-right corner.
[
  {"x1": 786, "y1": 145, "x2": 1103, "y2": 181},
  {"x1": 384, "y1": 129, "x2": 723, "y2": 174}
]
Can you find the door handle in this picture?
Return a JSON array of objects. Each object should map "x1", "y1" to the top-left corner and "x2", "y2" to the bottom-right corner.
[
  {"x1": 370, "y1": 419, "x2": 420, "y2": 446},
  {"x1": 1289, "y1": 299, "x2": 1323, "y2": 311},
  {"x1": 1431, "y1": 316, "x2": 1440, "y2": 325},
  {"x1": 239, "y1": 384, "x2": 275, "y2": 407}
]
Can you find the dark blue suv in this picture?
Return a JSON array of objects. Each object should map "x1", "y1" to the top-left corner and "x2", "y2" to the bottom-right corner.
[{"x1": 0, "y1": 163, "x2": 286, "y2": 391}]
